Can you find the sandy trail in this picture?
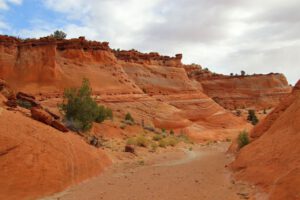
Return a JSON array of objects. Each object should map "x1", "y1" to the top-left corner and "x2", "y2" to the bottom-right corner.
[{"x1": 42, "y1": 143, "x2": 251, "y2": 200}]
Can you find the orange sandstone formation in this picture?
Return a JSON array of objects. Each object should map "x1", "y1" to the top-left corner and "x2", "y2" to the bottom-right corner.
[
  {"x1": 230, "y1": 80, "x2": 300, "y2": 200},
  {"x1": 0, "y1": 107, "x2": 111, "y2": 200},
  {"x1": 185, "y1": 65, "x2": 292, "y2": 110},
  {"x1": 0, "y1": 35, "x2": 249, "y2": 141}
]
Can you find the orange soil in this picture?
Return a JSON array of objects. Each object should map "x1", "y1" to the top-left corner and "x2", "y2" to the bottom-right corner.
[{"x1": 42, "y1": 143, "x2": 253, "y2": 200}]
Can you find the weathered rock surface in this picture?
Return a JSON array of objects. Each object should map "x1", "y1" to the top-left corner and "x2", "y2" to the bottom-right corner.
[
  {"x1": 0, "y1": 35, "x2": 251, "y2": 141},
  {"x1": 31, "y1": 107, "x2": 53, "y2": 125},
  {"x1": 185, "y1": 66, "x2": 292, "y2": 110},
  {"x1": 31, "y1": 107, "x2": 68, "y2": 132},
  {"x1": 0, "y1": 109, "x2": 111, "y2": 200},
  {"x1": 230, "y1": 80, "x2": 300, "y2": 200}
]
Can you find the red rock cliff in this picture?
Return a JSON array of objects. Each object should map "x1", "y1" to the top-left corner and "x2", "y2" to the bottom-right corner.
[{"x1": 185, "y1": 65, "x2": 292, "y2": 110}]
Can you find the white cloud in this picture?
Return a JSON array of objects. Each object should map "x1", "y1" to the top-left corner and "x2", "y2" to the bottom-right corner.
[
  {"x1": 21, "y1": 0, "x2": 300, "y2": 84},
  {"x1": 0, "y1": 0, "x2": 22, "y2": 9}
]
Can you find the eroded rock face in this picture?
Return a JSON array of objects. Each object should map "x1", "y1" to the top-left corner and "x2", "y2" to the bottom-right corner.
[
  {"x1": 113, "y1": 49, "x2": 182, "y2": 67},
  {"x1": 119, "y1": 56, "x2": 249, "y2": 141},
  {"x1": 0, "y1": 35, "x2": 250, "y2": 141},
  {"x1": 186, "y1": 66, "x2": 292, "y2": 110},
  {"x1": 230, "y1": 79, "x2": 300, "y2": 200}
]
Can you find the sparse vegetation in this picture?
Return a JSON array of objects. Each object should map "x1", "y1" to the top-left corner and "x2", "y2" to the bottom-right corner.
[
  {"x1": 60, "y1": 78, "x2": 113, "y2": 132},
  {"x1": 125, "y1": 112, "x2": 134, "y2": 123},
  {"x1": 241, "y1": 70, "x2": 246, "y2": 76},
  {"x1": 247, "y1": 110, "x2": 259, "y2": 125},
  {"x1": 126, "y1": 135, "x2": 149, "y2": 147},
  {"x1": 127, "y1": 131, "x2": 192, "y2": 150},
  {"x1": 16, "y1": 99, "x2": 32, "y2": 109},
  {"x1": 238, "y1": 130, "x2": 250, "y2": 148},
  {"x1": 50, "y1": 30, "x2": 67, "y2": 39},
  {"x1": 95, "y1": 105, "x2": 113, "y2": 123}
]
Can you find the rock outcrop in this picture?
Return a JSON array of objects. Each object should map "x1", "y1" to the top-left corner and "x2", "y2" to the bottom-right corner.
[
  {"x1": 31, "y1": 107, "x2": 68, "y2": 132},
  {"x1": 0, "y1": 109, "x2": 111, "y2": 200},
  {"x1": 0, "y1": 35, "x2": 250, "y2": 141},
  {"x1": 185, "y1": 65, "x2": 292, "y2": 110},
  {"x1": 230, "y1": 80, "x2": 300, "y2": 200}
]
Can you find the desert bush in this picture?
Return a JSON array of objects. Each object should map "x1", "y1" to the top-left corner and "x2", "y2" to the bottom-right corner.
[
  {"x1": 136, "y1": 136, "x2": 149, "y2": 147},
  {"x1": 95, "y1": 105, "x2": 113, "y2": 123},
  {"x1": 238, "y1": 130, "x2": 250, "y2": 148},
  {"x1": 50, "y1": 30, "x2": 67, "y2": 39},
  {"x1": 125, "y1": 112, "x2": 134, "y2": 123},
  {"x1": 152, "y1": 134, "x2": 163, "y2": 141},
  {"x1": 126, "y1": 135, "x2": 149, "y2": 147},
  {"x1": 60, "y1": 78, "x2": 112, "y2": 132},
  {"x1": 16, "y1": 99, "x2": 32, "y2": 109},
  {"x1": 247, "y1": 110, "x2": 259, "y2": 125}
]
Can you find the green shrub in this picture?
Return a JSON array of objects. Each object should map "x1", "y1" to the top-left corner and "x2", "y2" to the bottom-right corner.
[
  {"x1": 16, "y1": 99, "x2": 32, "y2": 109},
  {"x1": 95, "y1": 105, "x2": 113, "y2": 123},
  {"x1": 247, "y1": 110, "x2": 259, "y2": 125},
  {"x1": 60, "y1": 78, "x2": 112, "y2": 132},
  {"x1": 125, "y1": 112, "x2": 134, "y2": 123},
  {"x1": 238, "y1": 130, "x2": 250, "y2": 148},
  {"x1": 50, "y1": 30, "x2": 67, "y2": 39}
]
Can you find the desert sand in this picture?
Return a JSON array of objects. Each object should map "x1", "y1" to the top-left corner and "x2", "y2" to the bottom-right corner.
[{"x1": 41, "y1": 143, "x2": 252, "y2": 200}]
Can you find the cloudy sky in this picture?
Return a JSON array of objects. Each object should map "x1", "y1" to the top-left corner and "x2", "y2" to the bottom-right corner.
[{"x1": 0, "y1": 0, "x2": 299, "y2": 84}]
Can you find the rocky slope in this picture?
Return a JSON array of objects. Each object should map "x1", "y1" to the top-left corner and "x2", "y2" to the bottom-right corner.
[
  {"x1": 230, "y1": 80, "x2": 300, "y2": 200},
  {"x1": 185, "y1": 66, "x2": 292, "y2": 110},
  {"x1": 0, "y1": 35, "x2": 250, "y2": 141},
  {"x1": 0, "y1": 96, "x2": 111, "y2": 200}
]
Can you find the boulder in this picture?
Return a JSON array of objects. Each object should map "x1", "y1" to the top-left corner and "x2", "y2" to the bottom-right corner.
[
  {"x1": 16, "y1": 92, "x2": 35, "y2": 100},
  {"x1": 6, "y1": 100, "x2": 17, "y2": 108},
  {"x1": 45, "y1": 108, "x2": 60, "y2": 120},
  {"x1": 51, "y1": 120, "x2": 68, "y2": 133},
  {"x1": 31, "y1": 107, "x2": 53, "y2": 125},
  {"x1": 125, "y1": 145, "x2": 135, "y2": 154}
]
